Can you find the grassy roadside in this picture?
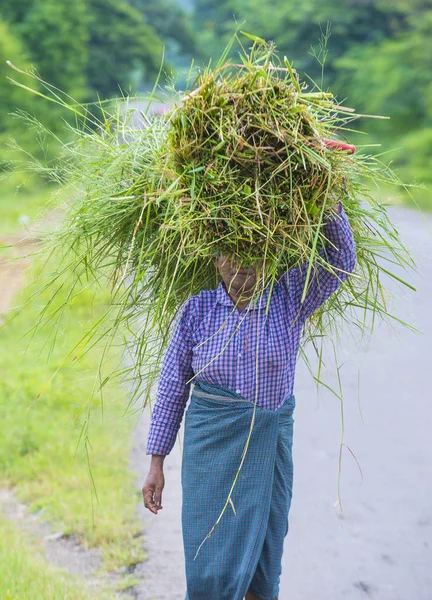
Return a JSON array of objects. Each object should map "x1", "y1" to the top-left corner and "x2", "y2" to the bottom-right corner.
[
  {"x1": 0, "y1": 514, "x2": 115, "y2": 600},
  {"x1": 0, "y1": 177, "x2": 54, "y2": 237},
  {"x1": 0, "y1": 262, "x2": 145, "y2": 571},
  {"x1": 0, "y1": 182, "x2": 145, "y2": 579}
]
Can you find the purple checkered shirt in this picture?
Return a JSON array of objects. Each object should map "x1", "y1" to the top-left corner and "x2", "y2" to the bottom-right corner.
[{"x1": 146, "y1": 206, "x2": 356, "y2": 455}]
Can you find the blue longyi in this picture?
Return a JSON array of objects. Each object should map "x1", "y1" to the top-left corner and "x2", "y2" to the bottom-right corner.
[{"x1": 182, "y1": 379, "x2": 295, "y2": 600}]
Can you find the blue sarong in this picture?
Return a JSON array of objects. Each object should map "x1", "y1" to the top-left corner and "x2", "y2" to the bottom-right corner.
[{"x1": 182, "y1": 380, "x2": 295, "y2": 600}]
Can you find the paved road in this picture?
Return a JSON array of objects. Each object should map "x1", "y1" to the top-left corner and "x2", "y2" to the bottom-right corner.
[{"x1": 132, "y1": 207, "x2": 432, "y2": 600}]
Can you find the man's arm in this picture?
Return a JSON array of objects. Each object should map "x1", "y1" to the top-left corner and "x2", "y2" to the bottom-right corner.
[
  {"x1": 146, "y1": 296, "x2": 196, "y2": 456},
  {"x1": 287, "y1": 203, "x2": 356, "y2": 321},
  {"x1": 143, "y1": 297, "x2": 196, "y2": 514}
]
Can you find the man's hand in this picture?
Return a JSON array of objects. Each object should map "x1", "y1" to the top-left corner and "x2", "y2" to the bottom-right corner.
[
  {"x1": 142, "y1": 455, "x2": 165, "y2": 514},
  {"x1": 322, "y1": 138, "x2": 356, "y2": 154}
]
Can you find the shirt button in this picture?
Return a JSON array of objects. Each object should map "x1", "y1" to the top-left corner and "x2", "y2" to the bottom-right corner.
[
  {"x1": 236, "y1": 388, "x2": 241, "y2": 394},
  {"x1": 237, "y1": 353, "x2": 242, "y2": 358}
]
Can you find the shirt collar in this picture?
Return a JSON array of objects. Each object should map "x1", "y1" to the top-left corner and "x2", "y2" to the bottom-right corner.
[{"x1": 216, "y1": 279, "x2": 271, "y2": 310}]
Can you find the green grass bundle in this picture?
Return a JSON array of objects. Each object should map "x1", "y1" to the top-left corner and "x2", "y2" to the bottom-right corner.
[
  {"x1": 168, "y1": 57, "x2": 344, "y2": 267},
  {"x1": 6, "y1": 34, "x2": 415, "y2": 406}
]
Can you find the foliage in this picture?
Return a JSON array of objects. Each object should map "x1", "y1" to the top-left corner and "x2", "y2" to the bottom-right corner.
[
  {"x1": 336, "y1": 12, "x2": 432, "y2": 133},
  {"x1": 0, "y1": 19, "x2": 64, "y2": 169},
  {"x1": 389, "y1": 128, "x2": 432, "y2": 208},
  {"x1": 131, "y1": 0, "x2": 198, "y2": 58},
  {"x1": 6, "y1": 37, "x2": 416, "y2": 415},
  {"x1": 2, "y1": 0, "x2": 89, "y2": 100},
  {"x1": 86, "y1": 0, "x2": 165, "y2": 99},
  {"x1": 0, "y1": 20, "x2": 34, "y2": 135},
  {"x1": 192, "y1": 0, "x2": 432, "y2": 202},
  {"x1": 334, "y1": 10, "x2": 432, "y2": 187},
  {"x1": 194, "y1": 0, "x2": 409, "y2": 80},
  {"x1": 1, "y1": 0, "x2": 172, "y2": 102},
  {"x1": 2, "y1": 0, "x2": 430, "y2": 201}
]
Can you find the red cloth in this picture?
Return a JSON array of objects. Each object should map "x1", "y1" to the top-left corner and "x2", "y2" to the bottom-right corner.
[{"x1": 323, "y1": 138, "x2": 356, "y2": 154}]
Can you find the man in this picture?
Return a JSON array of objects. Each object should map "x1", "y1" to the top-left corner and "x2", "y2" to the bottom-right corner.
[{"x1": 142, "y1": 194, "x2": 356, "y2": 600}]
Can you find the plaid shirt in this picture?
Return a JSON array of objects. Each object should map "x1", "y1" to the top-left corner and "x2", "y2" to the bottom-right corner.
[{"x1": 146, "y1": 206, "x2": 356, "y2": 455}]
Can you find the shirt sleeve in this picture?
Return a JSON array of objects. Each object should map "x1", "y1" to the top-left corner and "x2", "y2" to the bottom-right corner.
[
  {"x1": 146, "y1": 296, "x2": 197, "y2": 456},
  {"x1": 286, "y1": 204, "x2": 356, "y2": 321}
]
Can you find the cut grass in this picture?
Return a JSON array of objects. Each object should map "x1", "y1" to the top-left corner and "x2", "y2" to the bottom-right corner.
[
  {"x1": 5, "y1": 37, "x2": 417, "y2": 416},
  {"x1": 0, "y1": 514, "x2": 115, "y2": 599},
  {"x1": 0, "y1": 256, "x2": 145, "y2": 571}
]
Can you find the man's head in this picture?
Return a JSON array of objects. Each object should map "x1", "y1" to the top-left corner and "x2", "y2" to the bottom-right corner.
[{"x1": 214, "y1": 254, "x2": 261, "y2": 299}]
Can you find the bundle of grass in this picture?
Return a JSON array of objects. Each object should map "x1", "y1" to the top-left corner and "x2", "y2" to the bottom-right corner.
[
  {"x1": 168, "y1": 58, "x2": 345, "y2": 269},
  {"x1": 6, "y1": 34, "x2": 415, "y2": 409}
]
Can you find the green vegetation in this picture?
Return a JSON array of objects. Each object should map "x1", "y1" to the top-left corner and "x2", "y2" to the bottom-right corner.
[
  {"x1": 1, "y1": 0, "x2": 431, "y2": 205},
  {"x1": 130, "y1": 0, "x2": 198, "y2": 71},
  {"x1": 85, "y1": 0, "x2": 164, "y2": 99},
  {"x1": 0, "y1": 0, "x2": 429, "y2": 593},
  {"x1": 0, "y1": 177, "x2": 52, "y2": 237},
  {"x1": 192, "y1": 0, "x2": 432, "y2": 205},
  {"x1": 0, "y1": 167, "x2": 143, "y2": 587},
  {"x1": 0, "y1": 255, "x2": 144, "y2": 570},
  {"x1": 12, "y1": 38, "x2": 415, "y2": 422},
  {"x1": 2, "y1": 0, "x2": 88, "y2": 100},
  {"x1": 1, "y1": 0, "x2": 194, "y2": 101},
  {"x1": 0, "y1": 515, "x2": 114, "y2": 599},
  {"x1": 0, "y1": 20, "x2": 34, "y2": 136}
]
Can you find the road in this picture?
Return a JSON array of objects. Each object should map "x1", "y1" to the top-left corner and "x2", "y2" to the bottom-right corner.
[{"x1": 132, "y1": 207, "x2": 432, "y2": 600}]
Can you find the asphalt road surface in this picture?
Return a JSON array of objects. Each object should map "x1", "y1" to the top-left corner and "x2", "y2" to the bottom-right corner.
[{"x1": 132, "y1": 207, "x2": 432, "y2": 600}]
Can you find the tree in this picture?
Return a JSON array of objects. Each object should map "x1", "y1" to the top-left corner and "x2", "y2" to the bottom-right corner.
[
  {"x1": 0, "y1": 18, "x2": 64, "y2": 166},
  {"x1": 86, "y1": 0, "x2": 165, "y2": 98},
  {"x1": 193, "y1": 0, "x2": 415, "y2": 85},
  {"x1": 2, "y1": 0, "x2": 89, "y2": 99},
  {"x1": 131, "y1": 0, "x2": 197, "y2": 58},
  {"x1": 1, "y1": 0, "x2": 169, "y2": 101},
  {"x1": 335, "y1": 11, "x2": 432, "y2": 135},
  {"x1": 0, "y1": 19, "x2": 35, "y2": 135},
  {"x1": 335, "y1": 9, "x2": 432, "y2": 187}
]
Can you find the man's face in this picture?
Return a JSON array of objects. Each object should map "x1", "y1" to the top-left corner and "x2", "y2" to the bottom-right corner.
[{"x1": 215, "y1": 254, "x2": 261, "y2": 298}]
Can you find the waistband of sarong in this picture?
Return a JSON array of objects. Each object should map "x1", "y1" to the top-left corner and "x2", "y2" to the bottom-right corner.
[
  {"x1": 192, "y1": 388, "x2": 254, "y2": 403},
  {"x1": 192, "y1": 379, "x2": 244, "y2": 400},
  {"x1": 191, "y1": 380, "x2": 295, "y2": 413}
]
